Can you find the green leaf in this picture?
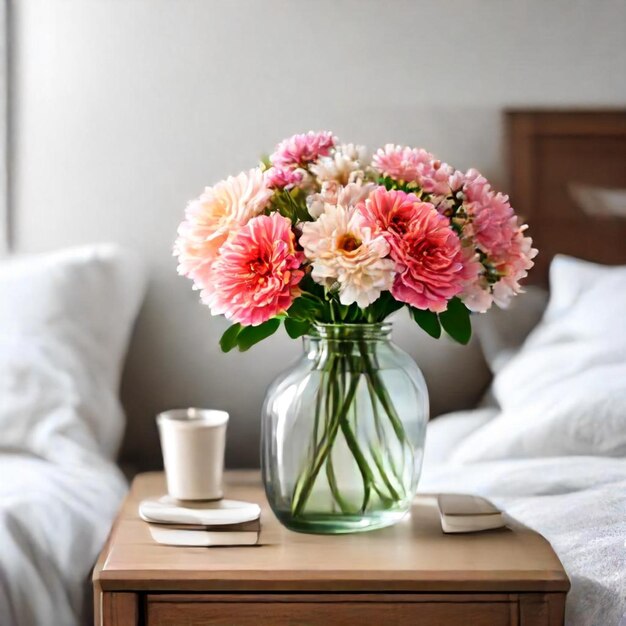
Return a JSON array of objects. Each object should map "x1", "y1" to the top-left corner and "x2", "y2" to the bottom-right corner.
[
  {"x1": 236, "y1": 318, "x2": 281, "y2": 352},
  {"x1": 346, "y1": 303, "x2": 363, "y2": 323},
  {"x1": 365, "y1": 291, "x2": 403, "y2": 323},
  {"x1": 289, "y1": 187, "x2": 314, "y2": 222},
  {"x1": 269, "y1": 187, "x2": 312, "y2": 224},
  {"x1": 284, "y1": 317, "x2": 311, "y2": 339},
  {"x1": 219, "y1": 323, "x2": 242, "y2": 352},
  {"x1": 439, "y1": 297, "x2": 472, "y2": 345},
  {"x1": 286, "y1": 295, "x2": 322, "y2": 321},
  {"x1": 378, "y1": 176, "x2": 396, "y2": 191},
  {"x1": 298, "y1": 274, "x2": 326, "y2": 299},
  {"x1": 410, "y1": 307, "x2": 441, "y2": 339}
]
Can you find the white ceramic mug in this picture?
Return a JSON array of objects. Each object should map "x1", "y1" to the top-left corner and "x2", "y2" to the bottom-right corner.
[{"x1": 157, "y1": 408, "x2": 229, "y2": 501}]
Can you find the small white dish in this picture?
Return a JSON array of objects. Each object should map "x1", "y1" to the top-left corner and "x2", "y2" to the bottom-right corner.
[{"x1": 139, "y1": 495, "x2": 261, "y2": 526}]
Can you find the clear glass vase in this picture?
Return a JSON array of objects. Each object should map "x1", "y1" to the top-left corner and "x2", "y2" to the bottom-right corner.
[{"x1": 261, "y1": 323, "x2": 428, "y2": 534}]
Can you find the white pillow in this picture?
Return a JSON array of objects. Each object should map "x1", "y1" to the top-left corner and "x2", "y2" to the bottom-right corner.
[
  {"x1": 422, "y1": 407, "x2": 497, "y2": 467},
  {"x1": 450, "y1": 256, "x2": 626, "y2": 462},
  {"x1": 0, "y1": 245, "x2": 145, "y2": 461},
  {"x1": 473, "y1": 285, "x2": 548, "y2": 374}
]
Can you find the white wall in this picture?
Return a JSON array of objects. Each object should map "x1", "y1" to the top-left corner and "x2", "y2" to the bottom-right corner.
[
  {"x1": 0, "y1": 0, "x2": 6, "y2": 253},
  {"x1": 9, "y1": 0, "x2": 626, "y2": 467}
]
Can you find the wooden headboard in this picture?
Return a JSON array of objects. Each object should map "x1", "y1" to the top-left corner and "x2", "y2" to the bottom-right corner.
[{"x1": 507, "y1": 110, "x2": 626, "y2": 284}]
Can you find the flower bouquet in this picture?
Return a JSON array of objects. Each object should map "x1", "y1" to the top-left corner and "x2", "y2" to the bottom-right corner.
[{"x1": 175, "y1": 132, "x2": 536, "y2": 533}]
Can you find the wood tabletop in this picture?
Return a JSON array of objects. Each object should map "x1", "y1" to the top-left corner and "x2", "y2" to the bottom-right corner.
[{"x1": 93, "y1": 471, "x2": 569, "y2": 594}]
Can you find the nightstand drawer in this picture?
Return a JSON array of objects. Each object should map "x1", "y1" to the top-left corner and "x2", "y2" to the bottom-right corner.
[{"x1": 146, "y1": 594, "x2": 515, "y2": 626}]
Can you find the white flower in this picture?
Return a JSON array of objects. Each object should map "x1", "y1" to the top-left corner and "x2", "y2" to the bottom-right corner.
[
  {"x1": 300, "y1": 200, "x2": 395, "y2": 308},
  {"x1": 307, "y1": 180, "x2": 376, "y2": 219},
  {"x1": 310, "y1": 143, "x2": 370, "y2": 186}
]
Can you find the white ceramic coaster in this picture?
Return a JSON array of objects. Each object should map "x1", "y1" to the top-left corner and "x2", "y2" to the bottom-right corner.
[{"x1": 139, "y1": 495, "x2": 261, "y2": 526}]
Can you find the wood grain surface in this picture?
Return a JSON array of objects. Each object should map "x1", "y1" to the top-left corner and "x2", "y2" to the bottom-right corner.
[{"x1": 94, "y1": 471, "x2": 569, "y2": 594}]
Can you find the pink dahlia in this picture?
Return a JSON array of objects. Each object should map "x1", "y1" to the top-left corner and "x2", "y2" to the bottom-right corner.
[
  {"x1": 463, "y1": 170, "x2": 518, "y2": 258},
  {"x1": 270, "y1": 131, "x2": 336, "y2": 169},
  {"x1": 460, "y1": 170, "x2": 537, "y2": 311},
  {"x1": 174, "y1": 168, "x2": 272, "y2": 289},
  {"x1": 372, "y1": 144, "x2": 454, "y2": 196},
  {"x1": 264, "y1": 166, "x2": 305, "y2": 190},
  {"x1": 201, "y1": 213, "x2": 304, "y2": 326},
  {"x1": 358, "y1": 187, "x2": 478, "y2": 313}
]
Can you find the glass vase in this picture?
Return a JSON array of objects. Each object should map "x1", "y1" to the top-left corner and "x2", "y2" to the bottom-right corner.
[{"x1": 261, "y1": 323, "x2": 428, "y2": 534}]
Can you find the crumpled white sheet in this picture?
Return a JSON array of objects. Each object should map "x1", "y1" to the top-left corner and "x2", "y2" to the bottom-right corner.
[
  {"x1": 0, "y1": 454, "x2": 126, "y2": 626},
  {"x1": 0, "y1": 246, "x2": 144, "y2": 626},
  {"x1": 419, "y1": 455, "x2": 626, "y2": 626},
  {"x1": 420, "y1": 258, "x2": 626, "y2": 625}
]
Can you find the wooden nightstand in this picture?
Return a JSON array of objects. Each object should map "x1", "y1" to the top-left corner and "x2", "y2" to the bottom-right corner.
[{"x1": 93, "y1": 471, "x2": 569, "y2": 625}]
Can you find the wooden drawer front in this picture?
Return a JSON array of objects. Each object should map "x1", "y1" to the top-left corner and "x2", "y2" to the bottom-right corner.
[{"x1": 147, "y1": 594, "x2": 514, "y2": 626}]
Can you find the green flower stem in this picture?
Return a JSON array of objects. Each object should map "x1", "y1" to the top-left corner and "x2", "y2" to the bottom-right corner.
[
  {"x1": 325, "y1": 453, "x2": 351, "y2": 514},
  {"x1": 291, "y1": 333, "x2": 412, "y2": 518},
  {"x1": 358, "y1": 339, "x2": 413, "y2": 454},
  {"x1": 365, "y1": 377, "x2": 404, "y2": 497},
  {"x1": 292, "y1": 354, "x2": 334, "y2": 513},
  {"x1": 360, "y1": 339, "x2": 412, "y2": 486},
  {"x1": 337, "y1": 357, "x2": 372, "y2": 512},
  {"x1": 311, "y1": 367, "x2": 324, "y2": 455},
  {"x1": 368, "y1": 443, "x2": 401, "y2": 502},
  {"x1": 291, "y1": 365, "x2": 360, "y2": 518},
  {"x1": 325, "y1": 354, "x2": 351, "y2": 513}
]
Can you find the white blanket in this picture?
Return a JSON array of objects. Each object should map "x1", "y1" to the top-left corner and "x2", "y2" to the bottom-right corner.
[
  {"x1": 0, "y1": 455, "x2": 126, "y2": 625},
  {"x1": 0, "y1": 246, "x2": 144, "y2": 626},
  {"x1": 420, "y1": 455, "x2": 626, "y2": 626},
  {"x1": 421, "y1": 257, "x2": 626, "y2": 625}
]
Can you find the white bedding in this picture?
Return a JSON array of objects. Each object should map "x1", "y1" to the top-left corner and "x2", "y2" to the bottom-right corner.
[
  {"x1": 0, "y1": 455, "x2": 126, "y2": 625},
  {"x1": 421, "y1": 257, "x2": 626, "y2": 626},
  {"x1": 420, "y1": 455, "x2": 626, "y2": 626},
  {"x1": 0, "y1": 246, "x2": 145, "y2": 626}
]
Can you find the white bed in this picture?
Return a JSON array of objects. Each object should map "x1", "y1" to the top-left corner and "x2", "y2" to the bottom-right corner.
[
  {"x1": 0, "y1": 246, "x2": 145, "y2": 625},
  {"x1": 421, "y1": 456, "x2": 626, "y2": 626},
  {"x1": 420, "y1": 256, "x2": 626, "y2": 626}
]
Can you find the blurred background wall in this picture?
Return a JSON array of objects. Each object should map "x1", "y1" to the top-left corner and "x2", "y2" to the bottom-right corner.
[
  {"x1": 6, "y1": 0, "x2": 626, "y2": 468},
  {"x1": 0, "y1": 1, "x2": 6, "y2": 253}
]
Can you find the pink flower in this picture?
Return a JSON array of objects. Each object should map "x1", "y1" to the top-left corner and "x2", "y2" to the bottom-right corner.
[
  {"x1": 358, "y1": 187, "x2": 478, "y2": 313},
  {"x1": 491, "y1": 227, "x2": 537, "y2": 308},
  {"x1": 459, "y1": 170, "x2": 537, "y2": 311},
  {"x1": 265, "y1": 166, "x2": 305, "y2": 190},
  {"x1": 463, "y1": 170, "x2": 517, "y2": 258},
  {"x1": 372, "y1": 144, "x2": 454, "y2": 195},
  {"x1": 174, "y1": 168, "x2": 272, "y2": 289},
  {"x1": 461, "y1": 276, "x2": 495, "y2": 313},
  {"x1": 201, "y1": 213, "x2": 304, "y2": 326},
  {"x1": 270, "y1": 131, "x2": 336, "y2": 169}
]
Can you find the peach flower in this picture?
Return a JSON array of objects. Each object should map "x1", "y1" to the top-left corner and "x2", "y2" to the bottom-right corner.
[
  {"x1": 310, "y1": 143, "x2": 369, "y2": 185},
  {"x1": 174, "y1": 168, "x2": 272, "y2": 289},
  {"x1": 307, "y1": 180, "x2": 376, "y2": 219},
  {"x1": 300, "y1": 198, "x2": 394, "y2": 308},
  {"x1": 358, "y1": 187, "x2": 478, "y2": 313},
  {"x1": 201, "y1": 213, "x2": 304, "y2": 326}
]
